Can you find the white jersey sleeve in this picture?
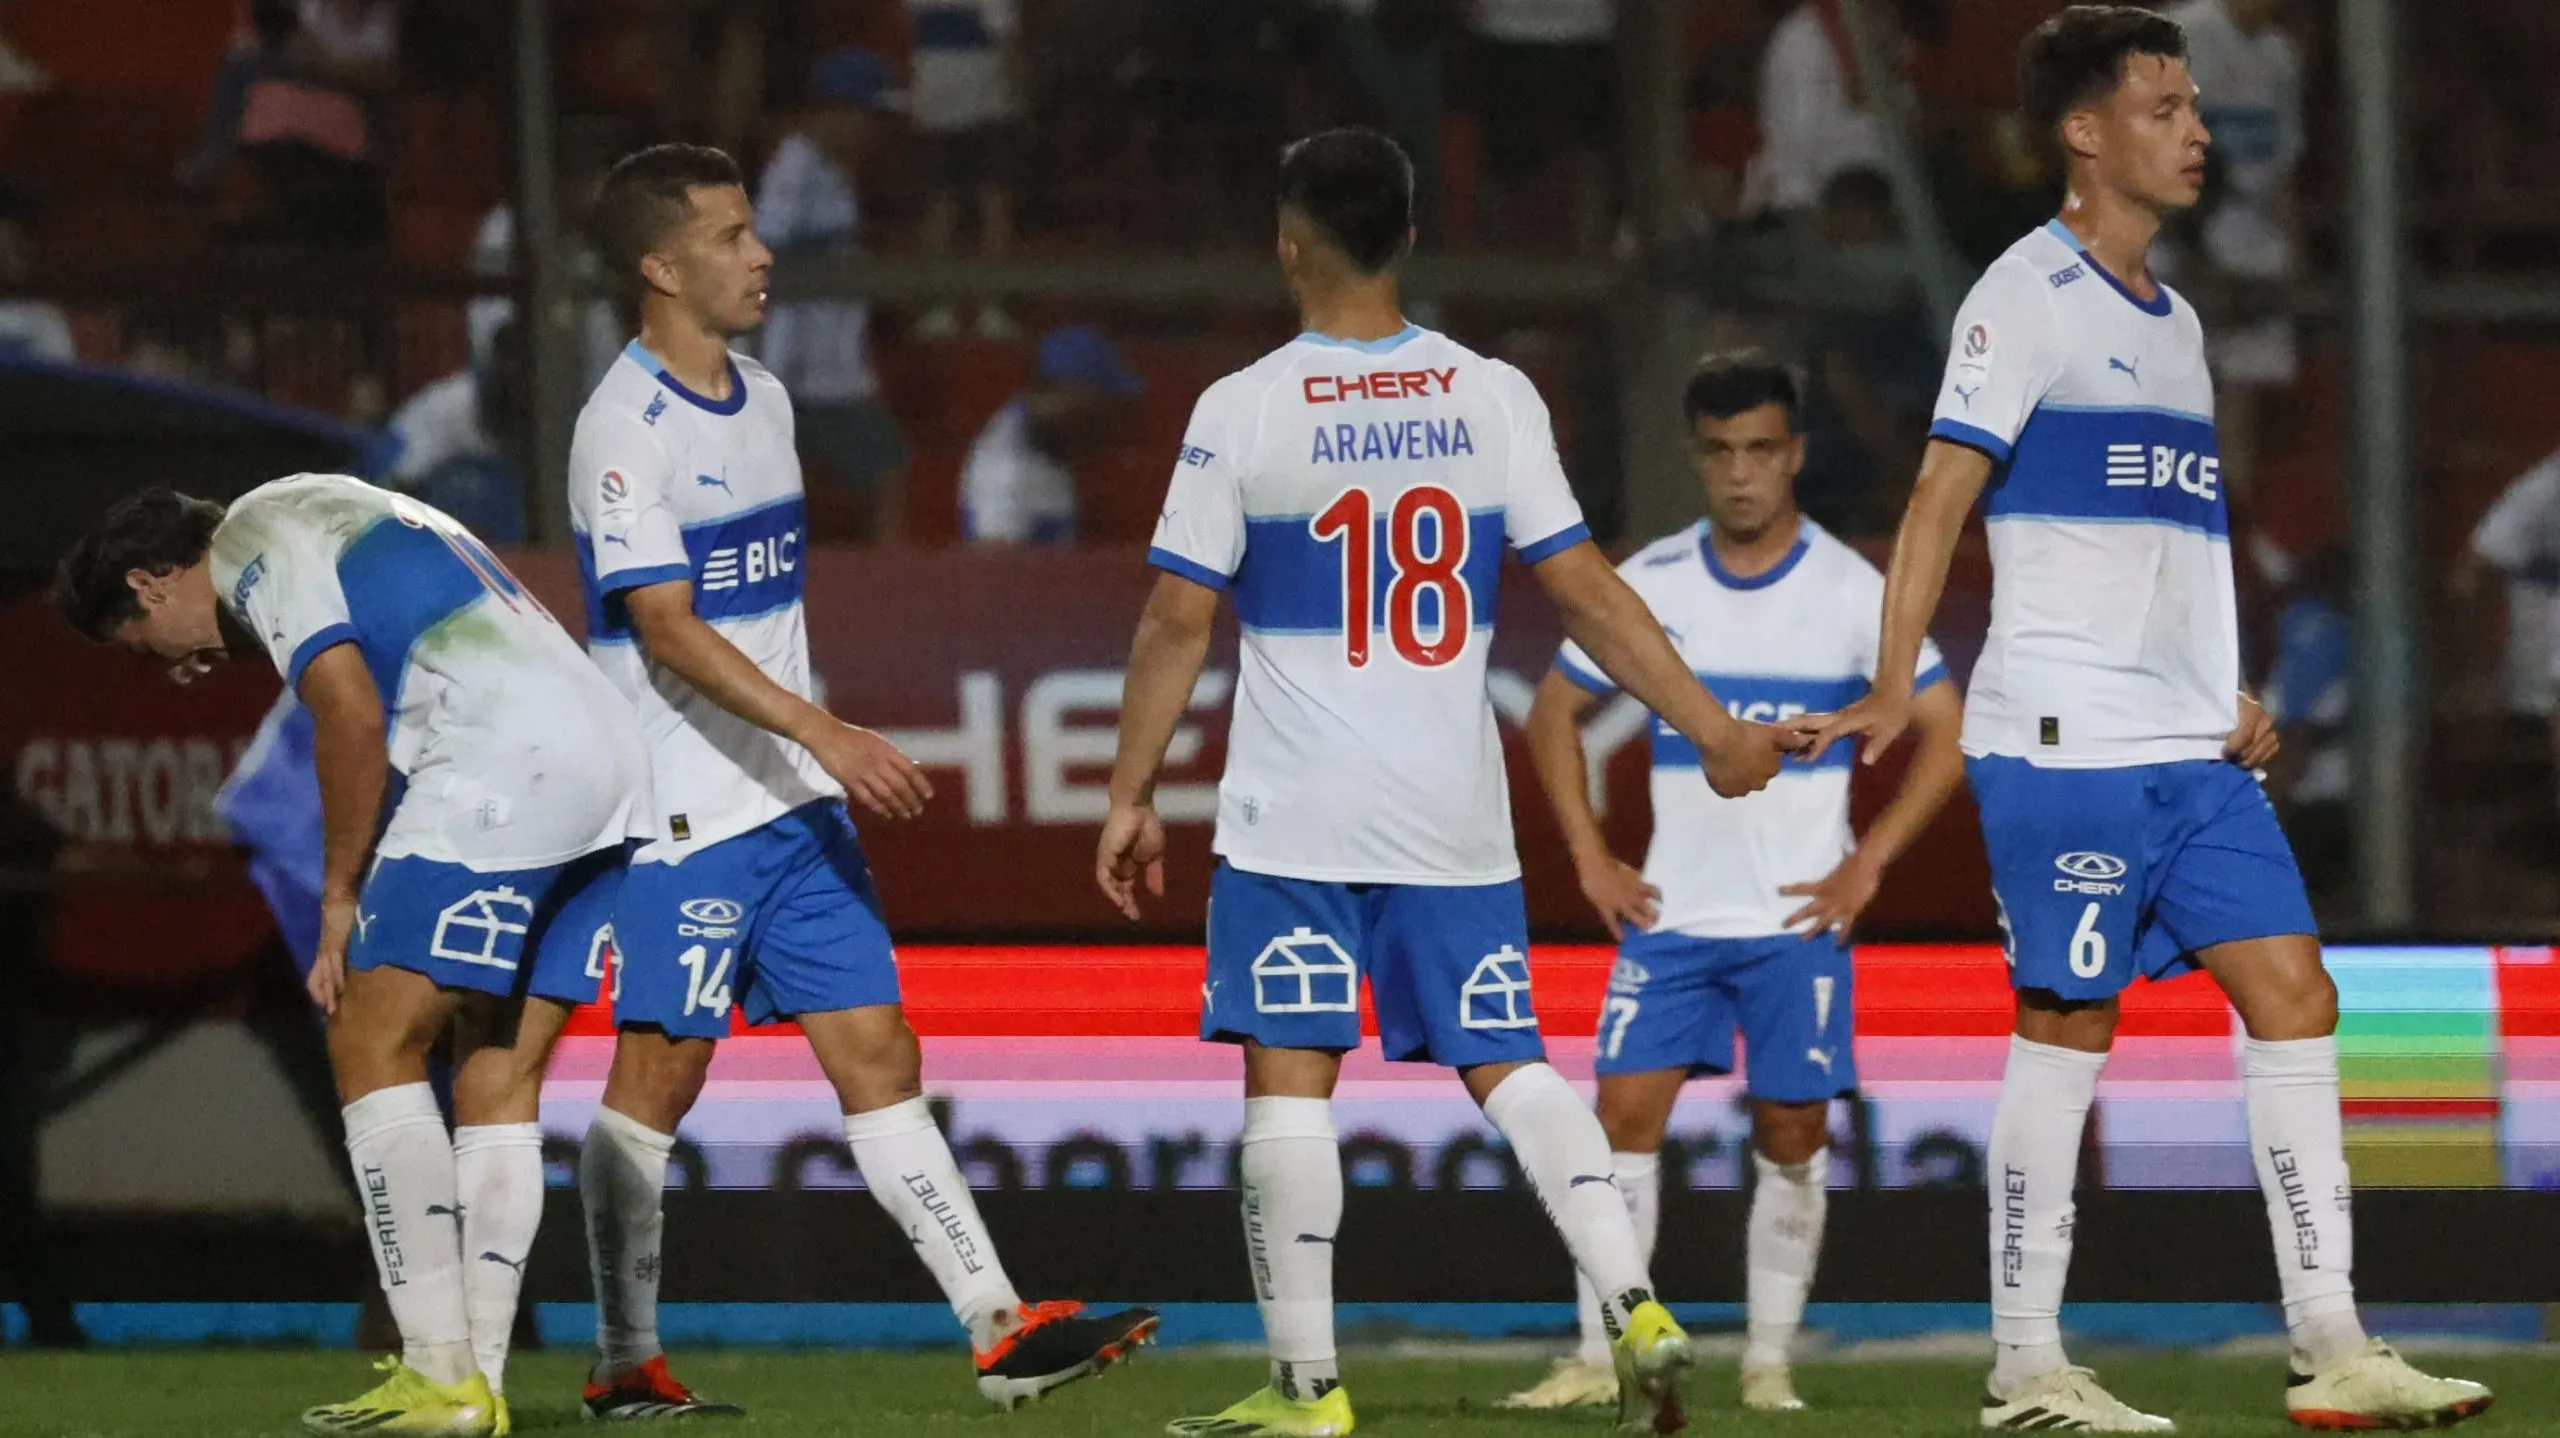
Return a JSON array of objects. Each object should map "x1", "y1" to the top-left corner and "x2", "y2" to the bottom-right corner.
[
  {"x1": 1929, "y1": 257, "x2": 2067, "y2": 466},
  {"x1": 1493, "y1": 363, "x2": 1590, "y2": 561},
  {"x1": 570, "y1": 408, "x2": 692, "y2": 592},
  {"x1": 2472, "y1": 456, "x2": 2560, "y2": 578},
  {"x1": 1149, "y1": 377, "x2": 1257, "y2": 588},
  {"x1": 214, "y1": 493, "x2": 357, "y2": 689}
]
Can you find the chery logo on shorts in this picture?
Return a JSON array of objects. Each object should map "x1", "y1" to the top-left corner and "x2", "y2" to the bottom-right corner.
[
  {"x1": 678, "y1": 897, "x2": 743, "y2": 940},
  {"x1": 2053, "y1": 851, "x2": 2128, "y2": 897}
]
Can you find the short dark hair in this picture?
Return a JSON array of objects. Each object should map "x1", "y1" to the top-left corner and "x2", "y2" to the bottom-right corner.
[
  {"x1": 589, "y1": 143, "x2": 746, "y2": 304},
  {"x1": 1276, "y1": 128, "x2": 1414, "y2": 274},
  {"x1": 2019, "y1": 6, "x2": 2187, "y2": 140},
  {"x1": 54, "y1": 488, "x2": 226, "y2": 641},
  {"x1": 1683, "y1": 350, "x2": 1799, "y2": 430}
]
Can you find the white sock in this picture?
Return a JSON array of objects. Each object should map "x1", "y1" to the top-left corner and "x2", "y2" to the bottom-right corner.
[
  {"x1": 1483, "y1": 1065, "x2": 1651, "y2": 1339},
  {"x1": 1241, "y1": 1096, "x2": 1343, "y2": 1402},
  {"x1": 343, "y1": 1083, "x2": 475, "y2": 1386},
  {"x1": 1574, "y1": 1150, "x2": 1658, "y2": 1367},
  {"x1": 2244, "y1": 1036, "x2": 2368, "y2": 1370},
  {"x1": 844, "y1": 1097, "x2": 1023, "y2": 1348},
  {"x1": 453, "y1": 1123, "x2": 544, "y2": 1393},
  {"x1": 1988, "y1": 1036, "x2": 2108, "y2": 1395},
  {"x1": 1744, "y1": 1146, "x2": 1829, "y2": 1372},
  {"x1": 580, "y1": 1106, "x2": 671, "y2": 1376}
]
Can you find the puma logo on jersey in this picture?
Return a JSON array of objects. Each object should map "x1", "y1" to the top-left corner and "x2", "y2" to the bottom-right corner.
[
  {"x1": 695, "y1": 472, "x2": 734, "y2": 493},
  {"x1": 2107, "y1": 356, "x2": 2141, "y2": 384}
]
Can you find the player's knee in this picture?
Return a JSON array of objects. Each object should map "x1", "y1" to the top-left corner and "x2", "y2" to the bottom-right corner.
[
  {"x1": 1593, "y1": 1079, "x2": 1677, "y2": 1154},
  {"x1": 813, "y1": 1012, "x2": 924, "y2": 1112},
  {"x1": 601, "y1": 1030, "x2": 715, "y2": 1130},
  {"x1": 2013, "y1": 989, "x2": 2119, "y2": 1052},
  {"x1": 2244, "y1": 957, "x2": 2338, "y2": 1041},
  {"x1": 1750, "y1": 1101, "x2": 1830, "y2": 1166}
]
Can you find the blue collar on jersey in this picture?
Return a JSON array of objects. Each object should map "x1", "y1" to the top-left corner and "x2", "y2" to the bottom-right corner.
[
  {"x1": 623, "y1": 340, "x2": 749, "y2": 416},
  {"x1": 1700, "y1": 522, "x2": 1810, "y2": 591},
  {"x1": 2043, "y1": 219, "x2": 2173, "y2": 318},
  {"x1": 1292, "y1": 323, "x2": 1424, "y2": 353}
]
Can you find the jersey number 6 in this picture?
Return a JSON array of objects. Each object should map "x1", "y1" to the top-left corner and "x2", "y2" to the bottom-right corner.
[{"x1": 1309, "y1": 484, "x2": 1471, "y2": 669}]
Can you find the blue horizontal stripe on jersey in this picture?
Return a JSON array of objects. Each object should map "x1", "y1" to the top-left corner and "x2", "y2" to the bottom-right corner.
[
  {"x1": 1652, "y1": 672, "x2": 1871, "y2": 772},
  {"x1": 685, "y1": 496, "x2": 809, "y2": 624},
  {"x1": 1514, "y1": 521, "x2": 1590, "y2": 566},
  {"x1": 1986, "y1": 404, "x2": 2227, "y2": 537},
  {"x1": 1149, "y1": 545, "x2": 1233, "y2": 591},
  {"x1": 1930, "y1": 416, "x2": 2013, "y2": 465},
  {"x1": 1233, "y1": 507, "x2": 1505, "y2": 635},
  {"x1": 334, "y1": 516, "x2": 500, "y2": 713}
]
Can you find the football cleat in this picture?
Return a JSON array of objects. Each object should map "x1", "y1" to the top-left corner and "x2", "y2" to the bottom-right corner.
[
  {"x1": 490, "y1": 1393, "x2": 510, "y2": 1438},
  {"x1": 302, "y1": 1356, "x2": 497, "y2": 1436},
  {"x1": 2285, "y1": 1339, "x2": 2493, "y2": 1430},
  {"x1": 1741, "y1": 1363, "x2": 1806, "y2": 1413},
  {"x1": 1165, "y1": 1384, "x2": 1355, "y2": 1436},
  {"x1": 1981, "y1": 1366, "x2": 2175, "y2": 1432},
  {"x1": 1498, "y1": 1357, "x2": 1618, "y2": 1409},
  {"x1": 975, "y1": 1300, "x2": 1160, "y2": 1409},
  {"x1": 581, "y1": 1355, "x2": 746, "y2": 1421},
  {"x1": 1611, "y1": 1300, "x2": 1696, "y2": 1435}
]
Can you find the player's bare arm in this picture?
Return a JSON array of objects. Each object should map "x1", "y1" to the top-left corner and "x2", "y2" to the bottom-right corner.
[
  {"x1": 1783, "y1": 678, "x2": 1965, "y2": 941},
  {"x1": 1806, "y1": 439, "x2": 1995, "y2": 764},
  {"x1": 2225, "y1": 690, "x2": 2280, "y2": 770},
  {"x1": 297, "y1": 639, "x2": 388, "y2": 1015},
  {"x1": 1525, "y1": 668, "x2": 1661, "y2": 937},
  {"x1": 620, "y1": 578, "x2": 932, "y2": 821},
  {"x1": 1097, "y1": 571, "x2": 1220, "y2": 919},
  {"x1": 1531, "y1": 540, "x2": 1792, "y2": 798}
]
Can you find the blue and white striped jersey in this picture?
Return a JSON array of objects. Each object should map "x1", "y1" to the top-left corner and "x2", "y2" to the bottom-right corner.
[
  {"x1": 569, "y1": 341, "x2": 837, "y2": 861},
  {"x1": 1930, "y1": 221, "x2": 2237, "y2": 767}
]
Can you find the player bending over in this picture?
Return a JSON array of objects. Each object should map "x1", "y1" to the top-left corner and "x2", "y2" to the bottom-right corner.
[
  {"x1": 1806, "y1": 8, "x2": 2490, "y2": 1431},
  {"x1": 567, "y1": 143, "x2": 1157, "y2": 1419},
  {"x1": 1099, "y1": 128, "x2": 1801, "y2": 1438},
  {"x1": 58, "y1": 477, "x2": 651, "y2": 1437},
  {"x1": 1502, "y1": 353, "x2": 1965, "y2": 1416}
]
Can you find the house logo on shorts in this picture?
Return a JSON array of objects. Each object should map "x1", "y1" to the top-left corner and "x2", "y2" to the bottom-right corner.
[
  {"x1": 431, "y1": 887, "x2": 535, "y2": 969},
  {"x1": 1459, "y1": 946, "x2": 1536, "y2": 1030},
  {"x1": 1250, "y1": 928, "x2": 1357, "y2": 1014},
  {"x1": 678, "y1": 897, "x2": 743, "y2": 940},
  {"x1": 2053, "y1": 851, "x2": 2128, "y2": 897}
]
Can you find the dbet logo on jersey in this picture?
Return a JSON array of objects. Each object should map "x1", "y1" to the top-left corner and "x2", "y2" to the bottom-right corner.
[
  {"x1": 2104, "y1": 443, "x2": 2221, "y2": 500},
  {"x1": 678, "y1": 897, "x2": 743, "y2": 940},
  {"x1": 1251, "y1": 927, "x2": 1358, "y2": 1014},
  {"x1": 2053, "y1": 851, "x2": 2129, "y2": 897}
]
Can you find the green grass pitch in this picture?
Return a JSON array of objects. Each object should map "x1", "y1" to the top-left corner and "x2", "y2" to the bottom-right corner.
[{"x1": 0, "y1": 1348, "x2": 2544, "y2": 1437}]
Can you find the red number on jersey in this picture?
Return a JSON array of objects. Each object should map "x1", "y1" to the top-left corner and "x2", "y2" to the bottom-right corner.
[{"x1": 1308, "y1": 485, "x2": 1471, "y2": 669}]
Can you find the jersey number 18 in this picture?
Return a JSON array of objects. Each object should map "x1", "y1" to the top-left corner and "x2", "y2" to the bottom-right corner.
[{"x1": 1309, "y1": 484, "x2": 1471, "y2": 669}]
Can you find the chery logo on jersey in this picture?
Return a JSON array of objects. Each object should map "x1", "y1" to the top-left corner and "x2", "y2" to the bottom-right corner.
[
  {"x1": 1302, "y1": 367, "x2": 1458, "y2": 405},
  {"x1": 2054, "y1": 850, "x2": 2128, "y2": 896},
  {"x1": 2104, "y1": 443, "x2": 2222, "y2": 501},
  {"x1": 679, "y1": 896, "x2": 743, "y2": 939}
]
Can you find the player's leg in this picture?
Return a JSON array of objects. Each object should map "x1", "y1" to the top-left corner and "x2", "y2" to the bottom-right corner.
[
  {"x1": 1729, "y1": 931, "x2": 1857, "y2": 1412},
  {"x1": 758, "y1": 804, "x2": 1154, "y2": 1407},
  {"x1": 1380, "y1": 881, "x2": 1691, "y2": 1434},
  {"x1": 579, "y1": 849, "x2": 741, "y2": 1421},
  {"x1": 445, "y1": 994, "x2": 567, "y2": 1419},
  {"x1": 2157, "y1": 767, "x2": 2491, "y2": 1427},
  {"x1": 1168, "y1": 866, "x2": 1364, "y2": 1438},
  {"x1": 1965, "y1": 758, "x2": 2169, "y2": 1432}
]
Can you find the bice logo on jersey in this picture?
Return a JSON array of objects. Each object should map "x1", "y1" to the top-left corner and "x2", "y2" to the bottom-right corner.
[
  {"x1": 2105, "y1": 443, "x2": 2221, "y2": 500},
  {"x1": 701, "y1": 530, "x2": 801, "y2": 592}
]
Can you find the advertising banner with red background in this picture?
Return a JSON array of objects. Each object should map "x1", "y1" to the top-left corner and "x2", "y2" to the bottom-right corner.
[{"x1": 5, "y1": 543, "x2": 1996, "y2": 985}]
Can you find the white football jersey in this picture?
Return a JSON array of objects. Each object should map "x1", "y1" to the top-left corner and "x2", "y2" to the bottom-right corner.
[
  {"x1": 1556, "y1": 520, "x2": 1947, "y2": 937},
  {"x1": 569, "y1": 341, "x2": 839, "y2": 861},
  {"x1": 208, "y1": 473, "x2": 648, "y2": 869},
  {"x1": 1152, "y1": 324, "x2": 1591, "y2": 884},
  {"x1": 1930, "y1": 222, "x2": 2236, "y2": 768}
]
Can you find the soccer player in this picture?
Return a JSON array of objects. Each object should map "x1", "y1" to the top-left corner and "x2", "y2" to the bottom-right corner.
[
  {"x1": 1502, "y1": 353, "x2": 1965, "y2": 1416},
  {"x1": 567, "y1": 143, "x2": 1157, "y2": 1417},
  {"x1": 1100, "y1": 128, "x2": 1800, "y2": 1438},
  {"x1": 56, "y1": 477, "x2": 650, "y2": 1437},
  {"x1": 1805, "y1": 9, "x2": 2492, "y2": 1430}
]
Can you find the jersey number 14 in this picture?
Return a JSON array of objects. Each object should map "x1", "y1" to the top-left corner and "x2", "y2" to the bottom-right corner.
[{"x1": 1309, "y1": 484, "x2": 1471, "y2": 669}]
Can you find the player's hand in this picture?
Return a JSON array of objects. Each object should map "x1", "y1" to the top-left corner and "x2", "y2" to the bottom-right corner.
[
  {"x1": 1696, "y1": 719, "x2": 1793, "y2": 799},
  {"x1": 1781, "y1": 849, "x2": 1883, "y2": 943},
  {"x1": 1573, "y1": 848, "x2": 1660, "y2": 939},
  {"x1": 1095, "y1": 801, "x2": 1167, "y2": 921},
  {"x1": 806, "y1": 722, "x2": 933, "y2": 821},
  {"x1": 2224, "y1": 692, "x2": 2280, "y2": 772},
  {"x1": 1801, "y1": 688, "x2": 1913, "y2": 767},
  {"x1": 311, "y1": 890, "x2": 356, "y2": 1016}
]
